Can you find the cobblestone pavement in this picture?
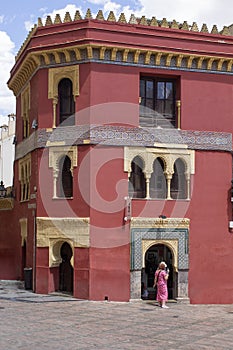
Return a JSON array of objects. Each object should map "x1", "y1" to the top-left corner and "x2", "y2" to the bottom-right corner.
[{"x1": 0, "y1": 281, "x2": 233, "y2": 350}]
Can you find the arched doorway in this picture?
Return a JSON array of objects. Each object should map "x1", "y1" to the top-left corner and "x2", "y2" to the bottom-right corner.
[
  {"x1": 142, "y1": 244, "x2": 176, "y2": 300},
  {"x1": 59, "y1": 242, "x2": 73, "y2": 293}
]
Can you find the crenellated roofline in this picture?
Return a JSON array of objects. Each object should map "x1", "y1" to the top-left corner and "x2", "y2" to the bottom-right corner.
[{"x1": 15, "y1": 8, "x2": 233, "y2": 62}]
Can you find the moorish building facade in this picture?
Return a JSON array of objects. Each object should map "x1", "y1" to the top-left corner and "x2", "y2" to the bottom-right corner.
[{"x1": 1, "y1": 9, "x2": 233, "y2": 303}]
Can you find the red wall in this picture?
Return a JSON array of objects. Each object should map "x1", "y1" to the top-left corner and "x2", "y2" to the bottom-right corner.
[
  {"x1": 88, "y1": 146, "x2": 130, "y2": 301},
  {"x1": 130, "y1": 150, "x2": 233, "y2": 303},
  {"x1": 187, "y1": 151, "x2": 233, "y2": 303},
  {"x1": 181, "y1": 73, "x2": 233, "y2": 133}
]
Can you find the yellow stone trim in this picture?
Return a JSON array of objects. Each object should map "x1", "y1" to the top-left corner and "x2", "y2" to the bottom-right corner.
[
  {"x1": 100, "y1": 46, "x2": 106, "y2": 60},
  {"x1": 48, "y1": 145, "x2": 77, "y2": 169},
  {"x1": 19, "y1": 218, "x2": 27, "y2": 246},
  {"x1": 0, "y1": 198, "x2": 14, "y2": 210},
  {"x1": 49, "y1": 238, "x2": 75, "y2": 267},
  {"x1": 18, "y1": 153, "x2": 31, "y2": 179},
  {"x1": 96, "y1": 10, "x2": 104, "y2": 21},
  {"x1": 217, "y1": 58, "x2": 225, "y2": 70},
  {"x1": 36, "y1": 217, "x2": 90, "y2": 248},
  {"x1": 18, "y1": 153, "x2": 31, "y2": 202},
  {"x1": 107, "y1": 11, "x2": 116, "y2": 22},
  {"x1": 86, "y1": 45, "x2": 93, "y2": 59},
  {"x1": 8, "y1": 44, "x2": 233, "y2": 96},
  {"x1": 54, "y1": 14, "x2": 62, "y2": 24},
  {"x1": 227, "y1": 59, "x2": 233, "y2": 72},
  {"x1": 21, "y1": 83, "x2": 30, "y2": 138},
  {"x1": 197, "y1": 56, "x2": 205, "y2": 69},
  {"x1": 166, "y1": 53, "x2": 173, "y2": 66},
  {"x1": 176, "y1": 54, "x2": 184, "y2": 67},
  {"x1": 142, "y1": 239, "x2": 178, "y2": 272},
  {"x1": 15, "y1": 10, "x2": 233, "y2": 66},
  {"x1": 171, "y1": 20, "x2": 179, "y2": 30},
  {"x1": 36, "y1": 217, "x2": 90, "y2": 267},
  {"x1": 64, "y1": 12, "x2": 72, "y2": 23},
  {"x1": 207, "y1": 58, "x2": 215, "y2": 70},
  {"x1": 118, "y1": 13, "x2": 127, "y2": 23},
  {"x1": 124, "y1": 146, "x2": 195, "y2": 176},
  {"x1": 111, "y1": 47, "x2": 118, "y2": 61},
  {"x1": 85, "y1": 9, "x2": 92, "y2": 19},
  {"x1": 48, "y1": 65, "x2": 79, "y2": 100},
  {"x1": 123, "y1": 49, "x2": 129, "y2": 62},
  {"x1": 131, "y1": 217, "x2": 190, "y2": 229},
  {"x1": 46, "y1": 141, "x2": 66, "y2": 147},
  {"x1": 191, "y1": 22, "x2": 199, "y2": 32},
  {"x1": 155, "y1": 52, "x2": 163, "y2": 65},
  {"x1": 145, "y1": 51, "x2": 152, "y2": 64},
  {"x1": 134, "y1": 50, "x2": 141, "y2": 64}
]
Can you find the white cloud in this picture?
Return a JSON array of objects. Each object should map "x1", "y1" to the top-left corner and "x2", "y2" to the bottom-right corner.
[
  {"x1": 0, "y1": 31, "x2": 15, "y2": 123},
  {"x1": 87, "y1": 0, "x2": 108, "y2": 4},
  {"x1": 103, "y1": 1, "x2": 121, "y2": 14},
  {"x1": 0, "y1": 15, "x2": 4, "y2": 24},
  {"x1": 38, "y1": 4, "x2": 84, "y2": 25},
  {"x1": 135, "y1": 0, "x2": 233, "y2": 29}
]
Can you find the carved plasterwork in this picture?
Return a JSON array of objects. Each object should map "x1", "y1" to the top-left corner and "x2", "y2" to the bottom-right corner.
[
  {"x1": 21, "y1": 84, "x2": 30, "y2": 138},
  {"x1": 142, "y1": 239, "x2": 178, "y2": 272},
  {"x1": 48, "y1": 145, "x2": 77, "y2": 198},
  {"x1": 19, "y1": 218, "x2": 28, "y2": 246},
  {"x1": 18, "y1": 153, "x2": 31, "y2": 202},
  {"x1": 37, "y1": 217, "x2": 90, "y2": 247},
  {"x1": 48, "y1": 65, "x2": 79, "y2": 100},
  {"x1": 49, "y1": 238, "x2": 74, "y2": 267},
  {"x1": 37, "y1": 217, "x2": 90, "y2": 267},
  {"x1": 124, "y1": 146, "x2": 195, "y2": 176},
  {"x1": 131, "y1": 219, "x2": 189, "y2": 270},
  {"x1": 48, "y1": 145, "x2": 77, "y2": 175},
  {"x1": 131, "y1": 217, "x2": 190, "y2": 229}
]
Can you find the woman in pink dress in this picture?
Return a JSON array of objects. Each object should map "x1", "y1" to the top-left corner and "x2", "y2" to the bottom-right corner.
[{"x1": 153, "y1": 261, "x2": 169, "y2": 308}]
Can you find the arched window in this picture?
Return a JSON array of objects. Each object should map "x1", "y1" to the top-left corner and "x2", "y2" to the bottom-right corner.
[
  {"x1": 129, "y1": 156, "x2": 146, "y2": 198},
  {"x1": 57, "y1": 156, "x2": 73, "y2": 198},
  {"x1": 171, "y1": 158, "x2": 186, "y2": 199},
  {"x1": 150, "y1": 157, "x2": 166, "y2": 199},
  {"x1": 58, "y1": 78, "x2": 75, "y2": 126}
]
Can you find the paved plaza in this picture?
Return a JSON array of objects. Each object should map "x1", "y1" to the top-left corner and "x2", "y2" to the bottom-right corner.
[{"x1": 0, "y1": 281, "x2": 233, "y2": 349}]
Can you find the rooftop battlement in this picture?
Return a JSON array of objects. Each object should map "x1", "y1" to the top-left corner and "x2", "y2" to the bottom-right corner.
[{"x1": 16, "y1": 8, "x2": 233, "y2": 62}]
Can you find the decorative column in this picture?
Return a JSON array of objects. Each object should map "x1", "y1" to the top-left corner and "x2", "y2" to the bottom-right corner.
[
  {"x1": 53, "y1": 170, "x2": 58, "y2": 198},
  {"x1": 145, "y1": 173, "x2": 151, "y2": 199},
  {"x1": 166, "y1": 173, "x2": 173, "y2": 200},
  {"x1": 52, "y1": 97, "x2": 58, "y2": 129},
  {"x1": 176, "y1": 100, "x2": 181, "y2": 129}
]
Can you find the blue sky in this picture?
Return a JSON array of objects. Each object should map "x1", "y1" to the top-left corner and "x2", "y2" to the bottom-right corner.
[{"x1": 0, "y1": 0, "x2": 232, "y2": 125}]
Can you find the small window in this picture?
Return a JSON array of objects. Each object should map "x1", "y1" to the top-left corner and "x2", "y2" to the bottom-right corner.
[
  {"x1": 57, "y1": 156, "x2": 73, "y2": 198},
  {"x1": 58, "y1": 78, "x2": 75, "y2": 126},
  {"x1": 150, "y1": 158, "x2": 166, "y2": 199},
  {"x1": 129, "y1": 156, "x2": 146, "y2": 198},
  {"x1": 19, "y1": 157, "x2": 31, "y2": 202},
  {"x1": 140, "y1": 77, "x2": 177, "y2": 128},
  {"x1": 171, "y1": 159, "x2": 186, "y2": 199}
]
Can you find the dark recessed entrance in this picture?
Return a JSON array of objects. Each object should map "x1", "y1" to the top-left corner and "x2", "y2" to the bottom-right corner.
[
  {"x1": 59, "y1": 242, "x2": 73, "y2": 293},
  {"x1": 142, "y1": 244, "x2": 176, "y2": 300}
]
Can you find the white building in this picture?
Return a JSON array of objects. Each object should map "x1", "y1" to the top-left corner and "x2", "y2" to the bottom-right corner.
[{"x1": 0, "y1": 115, "x2": 15, "y2": 187}]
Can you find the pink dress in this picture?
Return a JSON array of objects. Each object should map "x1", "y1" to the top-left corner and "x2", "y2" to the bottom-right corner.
[{"x1": 155, "y1": 270, "x2": 168, "y2": 301}]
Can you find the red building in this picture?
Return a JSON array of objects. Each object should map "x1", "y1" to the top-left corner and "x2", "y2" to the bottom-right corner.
[{"x1": 1, "y1": 9, "x2": 233, "y2": 303}]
